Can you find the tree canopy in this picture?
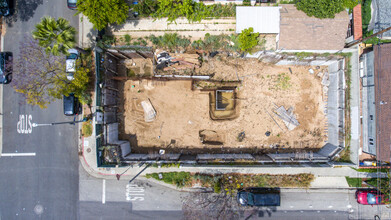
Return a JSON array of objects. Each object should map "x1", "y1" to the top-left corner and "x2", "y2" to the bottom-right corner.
[
  {"x1": 132, "y1": 0, "x2": 236, "y2": 23},
  {"x1": 13, "y1": 36, "x2": 89, "y2": 108},
  {"x1": 77, "y1": 0, "x2": 129, "y2": 31},
  {"x1": 32, "y1": 16, "x2": 76, "y2": 56},
  {"x1": 294, "y1": 0, "x2": 358, "y2": 19},
  {"x1": 238, "y1": 27, "x2": 259, "y2": 54}
]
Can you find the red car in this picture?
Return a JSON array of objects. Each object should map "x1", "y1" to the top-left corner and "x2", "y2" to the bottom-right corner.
[{"x1": 356, "y1": 190, "x2": 386, "y2": 205}]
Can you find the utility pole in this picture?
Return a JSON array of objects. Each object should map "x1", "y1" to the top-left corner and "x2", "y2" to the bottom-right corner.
[
  {"x1": 32, "y1": 117, "x2": 88, "y2": 127},
  {"x1": 346, "y1": 26, "x2": 391, "y2": 48}
]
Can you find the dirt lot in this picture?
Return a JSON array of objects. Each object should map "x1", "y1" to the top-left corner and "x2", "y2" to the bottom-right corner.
[{"x1": 120, "y1": 58, "x2": 327, "y2": 150}]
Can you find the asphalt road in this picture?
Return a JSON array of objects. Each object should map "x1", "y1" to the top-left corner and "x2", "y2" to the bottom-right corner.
[
  {"x1": 79, "y1": 164, "x2": 391, "y2": 220},
  {"x1": 79, "y1": 164, "x2": 185, "y2": 220},
  {"x1": 0, "y1": 0, "x2": 80, "y2": 219}
]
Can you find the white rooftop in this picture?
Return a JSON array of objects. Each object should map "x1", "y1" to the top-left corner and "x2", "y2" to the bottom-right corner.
[{"x1": 236, "y1": 6, "x2": 280, "y2": 34}]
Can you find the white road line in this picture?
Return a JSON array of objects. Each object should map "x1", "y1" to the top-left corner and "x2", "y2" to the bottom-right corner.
[
  {"x1": 1, "y1": 153, "x2": 36, "y2": 157},
  {"x1": 102, "y1": 179, "x2": 106, "y2": 204}
]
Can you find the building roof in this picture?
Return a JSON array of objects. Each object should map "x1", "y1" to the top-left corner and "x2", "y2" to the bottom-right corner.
[
  {"x1": 236, "y1": 6, "x2": 280, "y2": 34},
  {"x1": 373, "y1": 0, "x2": 391, "y2": 38},
  {"x1": 374, "y1": 43, "x2": 391, "y2": 162},
  {"x1": 278, "y1": 4, "x2": 349, "y2": 51},
  {"x1": 353, "y1": 4, "x2": 363, "y2": 40},
  {"x1": 362, "y1": 49, "x2": 376, "y2": 155}
]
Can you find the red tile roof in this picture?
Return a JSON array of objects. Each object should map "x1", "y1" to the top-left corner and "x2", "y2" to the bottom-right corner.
[
  {"x1": 374, "y1": 44, "x2": 391, "y2": 162},
  {"x1": 353, "y1": 4, "x2": 363, "y2": 40}
]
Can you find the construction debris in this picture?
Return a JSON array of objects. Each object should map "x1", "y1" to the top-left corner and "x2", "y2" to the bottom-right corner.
[
  {"x1": 141, "y1": 99, "x2": 157, "y2": 122},
  {"x1": 199, "y1": 130, "x2": 224, "y2": 145},
  {"x1": 237, "y1": 131, "x2": 245, "y2": 142},
  {"x1": 274, "y1": 106, "x2": 300, "y2": 131},
  {"x1": 155, "y1": 50, "x2": 200, "y2": 72}
]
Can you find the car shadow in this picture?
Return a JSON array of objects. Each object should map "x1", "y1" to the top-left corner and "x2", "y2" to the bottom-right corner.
[{"x1": 5, "y1": 0, "x2": 43, "y2": 27}]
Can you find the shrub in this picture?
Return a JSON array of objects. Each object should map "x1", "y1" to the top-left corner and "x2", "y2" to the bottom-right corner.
[
  {"x1": 238, "y1": 27, "x2": 259, "y2": 53},
  {"x1": 149, "y1": 172, "x2": 191, "y2": 187},
  {"x1": 243, "y1": 0, "x2": 251, "y2": 6},
  {"x1": 214, "y1": 180, "x2": 222, "y2": 193},
  {"x1": 82, "y1": 122, "x2": 93, "y2": 137},
  {"x1": 137, "y1": 0, "x2": 236, "y2": 23},
  {"x1": 124, "y1": 34, "x2": 132, "y2": 43},
  {"x1": 132, "y1": 0, "x2": 158, "y2": 17},
  {"x1": 97, "y1": 35, "x2": 116, "y2": 48},
  {"x1": 148, "y1": 33, "x2": 190, "y2": 51},
  {"x1": 146, "y1": 173, "x2": 160, "y2": 179},
  {"x1": 343, "y1": 0, "x2": 359, "y2": 11},
  {"x1": 78, "y1": 91, "x2": 92, "y2": 105},
  {"x1": 362, "y1": 0, "x2": 372, "y2": 37},
  {"x1": 294, "y1": 0, "x2": 346, "y2": 19}
]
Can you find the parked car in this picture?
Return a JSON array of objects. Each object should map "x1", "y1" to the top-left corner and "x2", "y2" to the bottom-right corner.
[
  {"x1": 0, "y1": 52, "x2": 12, "y2": 84},
  {"x1": 67, "y1": 0, "x2": 77, "y2": 10},
  {"x1": 237, "y1": 188, "x2": 280, "y2": 207},
  {"x1": 63, "y1": 93, "x2": 81, "y2": 116},
  {"x1": 66, "y1": 48, "x2": 79, "y2": 80},
  {"x1": 0, "y1": 0, "x2": 12, "y2": 17},
  {"x1": 356, "y1": 189, "x2": 387, "y2": 205}
]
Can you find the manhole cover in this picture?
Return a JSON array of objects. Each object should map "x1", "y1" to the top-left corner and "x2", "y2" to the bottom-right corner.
[
  {"x1": 34, "y1": 204, "x2": 44, "y2": 215},
  {"x1": 87, "y1": 148, "x2": 91, "y2": 153}
]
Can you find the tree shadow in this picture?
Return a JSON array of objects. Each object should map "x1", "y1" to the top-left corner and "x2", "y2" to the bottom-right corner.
[
  {"x1": 5, "y1": 0, "x2": 44, "y2": 27},
  {"x1": 17, "y1": 0, "x2": 43, "y2": 22},
  {"x1": 109, "y1": 18, "x2": 140, "y2": 33}
]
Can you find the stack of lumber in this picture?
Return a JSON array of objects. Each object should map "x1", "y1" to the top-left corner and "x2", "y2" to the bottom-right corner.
[
  {"x1": 164, "y1": 53, "x2": 200, "y2": 71},
  {"x1": 155, "y1": 50, "x2": 200, "y2": 72}
]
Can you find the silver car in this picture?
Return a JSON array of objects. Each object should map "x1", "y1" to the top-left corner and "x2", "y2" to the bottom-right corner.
[{"x1": 66, "y1": 48, "x2": 79, "y2": 80}]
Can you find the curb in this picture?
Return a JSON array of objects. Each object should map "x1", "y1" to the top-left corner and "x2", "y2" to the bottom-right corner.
[
  {"x1": 0, "y1": 17, "x2": 4, "y2": 156},
  {"x1": 141, "y1": 177, "x2": 359, "y2": 193}
]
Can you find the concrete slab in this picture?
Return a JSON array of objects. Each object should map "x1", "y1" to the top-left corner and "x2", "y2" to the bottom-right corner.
[
  {"x1": 347, "y1": 47, "x2": 360, "y2": 165},
  {"x1": 310, "y1": 176, "x2": 349, "y2": 188}
]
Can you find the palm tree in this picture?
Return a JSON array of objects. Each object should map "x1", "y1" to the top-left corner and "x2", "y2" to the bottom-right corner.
[{"x1": 32, "y1": 16, "x2": 76, "y2": 56}]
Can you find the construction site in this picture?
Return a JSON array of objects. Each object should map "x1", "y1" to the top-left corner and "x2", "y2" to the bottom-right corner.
[{"x1": 117, "y1": 53, "x2": 329, "y2": 155}]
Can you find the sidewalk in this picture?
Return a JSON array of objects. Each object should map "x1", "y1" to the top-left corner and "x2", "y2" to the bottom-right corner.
[
  {"x1": 79, "y1": 139, "x2": 385, "y2": 189},
  {"x1": 0, "y1": 17, "x2": 5, "y2": 156},
  {"x1": 78, "y1": 14, "x2": 97, "y2": 49}
]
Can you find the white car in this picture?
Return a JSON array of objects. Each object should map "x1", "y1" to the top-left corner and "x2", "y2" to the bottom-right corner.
[{"x1": 66, "y1": 48, "x2": 79, "y2": 80}]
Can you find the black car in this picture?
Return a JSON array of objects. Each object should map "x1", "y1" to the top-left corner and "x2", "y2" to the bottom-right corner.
[
  {"x1": 67, "y1": 0, "x2": 77, "y2": 10},
  {"x1": 237, "y1": 188, "x2": 281, "y2": 207},
  {"x1": 63, "y1": 93, "x2": 81, "y2": 116},
  {"x1": 0, "y1": 0, "x2": 12, "y2": 17},
  {"x1": 0, "y1": 52, "x2": 12, "y2": 84}
]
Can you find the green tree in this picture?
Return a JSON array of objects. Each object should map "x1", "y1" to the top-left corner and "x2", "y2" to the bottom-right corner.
[
  {"x1": 56, "y1": 65, "x2": 90, "y2": 104},
  {"x1": 132, "y1": 0, "x2": 158, "y2": 17},
  {"x1": 77, "y1": 0, "x2": 129, "y2": 31},
  {"x1": 238, "y1": 27, "x2": 259, "y2": 54},
  {"x1": 294, "y1": 0, "x2": 358, "y2": 19},
  {"x1": 14, "y1": 37, "x2": 90, "y2": 108},
  {"x1": 32, "y1": 16, "x2": 76, "y2": 56}
]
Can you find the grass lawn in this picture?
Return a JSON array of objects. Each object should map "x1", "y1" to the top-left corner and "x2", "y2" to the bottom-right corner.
[
  {"x1": 365, "y1": 178, "x2": 389, "y2": 187},
  {"x1": 346, "y1": 177, "x2": 362, "y2": 187},
  {"x1": 352, "y1": 168, "x2": 389, "y2": 173}
]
